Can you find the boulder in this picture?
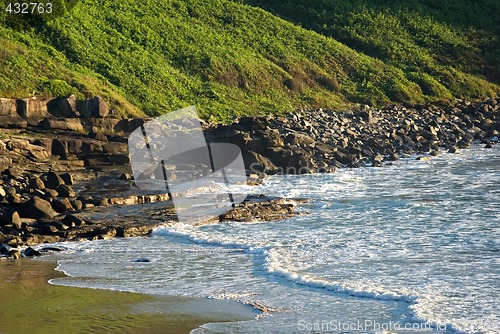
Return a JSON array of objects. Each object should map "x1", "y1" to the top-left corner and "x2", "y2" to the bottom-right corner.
[
  {"x1": 51, "y1": 139, "x2": 68, "y2": 159},
  {"x1": 60, "y1": 173, "x2": 74, "y2": 185},
  {"x1": 244, "y1": 151, "x2": 277, "y2": 174},
  {"x1": 56, "y1": 184, "x2": 76, "y2": 198},
  {"x1": 285, "y1": 132, "x2": 316, "y2": 146},
  {"x1": 58, "y1": 94, "x2": 79, "y2": 117},
  {"x1": 62, "y1": 214, "x2": 85, "y2": 227},
  {"x1": 89, "y1": 96, "x2": 109, "y2": 118},
  {"x1": 42, "y1": 172, "x2": 65, "y2": 189},
  {"x1": 19, "y1": 196, "x2": 58, "y2": 219},
  {"x1": 70, "y1": 199, "x2": 83, "y2": 210},
  {"x1": 28, "y1": 176, "x2": 45, "y2": 191},
  {"x1": 51, "y1": 198, "x2": 74, "y2": 213},
  {"x1": 24, "y1": 247, "x2": 42, "y2": 257}
]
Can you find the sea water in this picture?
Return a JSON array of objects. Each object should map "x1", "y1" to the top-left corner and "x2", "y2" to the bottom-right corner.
[{"x1": 48, "y1": 144, "x2": 499, "y2": 334}]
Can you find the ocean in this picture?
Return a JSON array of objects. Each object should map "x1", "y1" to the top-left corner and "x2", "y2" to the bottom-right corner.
[{"x1": 46, "y1": 144, "x2": 499, "y2": 334}]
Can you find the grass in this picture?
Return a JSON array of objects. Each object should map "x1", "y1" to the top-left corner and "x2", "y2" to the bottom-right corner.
[{"x1": 0, "y1": 0, "x2": 498, "y2": 121}]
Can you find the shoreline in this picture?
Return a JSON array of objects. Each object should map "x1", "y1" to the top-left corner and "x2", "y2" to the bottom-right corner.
[
  {"x1": 1, "y1": 97, "x2": 499, "y2": 251},
  {"x1": 0, "y1": 258, "x2": 259, "y2": 334}
]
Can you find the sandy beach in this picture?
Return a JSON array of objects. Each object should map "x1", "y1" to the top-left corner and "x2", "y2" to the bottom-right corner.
[{"x1": 0, "y1": 258, "x2": 258, "y2": 334}]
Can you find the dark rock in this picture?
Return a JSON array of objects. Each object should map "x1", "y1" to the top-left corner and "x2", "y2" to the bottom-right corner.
[
  {"x1": 40, "y1": 246, "x2": 64, "y2": 253},
  {"x1": 2, "y1": 166, "x2": 23, "y2": 180},
  {"x1": 119, "y1": 173, "x2": 131, "y2": 181},
  {"x1": 244, "y1": 151, "x2": 277, "y2": 174},
  {"x1": 60, "y1": 173, "x2": 74, "y2": 186},
  {"x1": 58, "y1": 94, "x2": 79, "y2": 117},
  {"x1": 91, "y1": 197, "x2": 108, "y2": 207},
  {"x1": 24, "y1": 246, "x2": 42, "y2": 257},
  {"x1": 76, "y1": 194, "x2": 93, "y2": 204},
  {"x1": 51, "y1": 198, "x2": 74, "y2": 213},
  {"x1": 62, "y1": 214, "x2": 85, "y2": 227},
  {"x1": 8, "y1": 248, "x2": 20, "y2": 260},
  {"x1": 44, "y1": 188, "x2": 59, "y2": 199},
  {"x1": 133, "y1": 258, "x2": 151, "y2": 263},
  {"x1": 42, "y1": 172, "x2": 65, "y2": 189},
  {"x1": 70, "y1": 199, "x2": 83, "y2": 211},
  {"x1": 19, "y1": 196, "x2": 58, "y2": 219},
  {"x1": 89, "y1": 96, "x2": 109, "y2": 118},
  {"x1": 28, "y1": 176, "x2": 45, "y2": 191},
  {"x1": 88, "y1": 132, "x2": 108, "y2": 142},
  {"x1": 285, "y1": 132, "x2": 316, "y2": 146},
  {"x1": 56, "y1": 184, "x2": 75, "y2": 198},
  {"x1": 484, "y1": 143, "x2": 493, "y2": 148}
]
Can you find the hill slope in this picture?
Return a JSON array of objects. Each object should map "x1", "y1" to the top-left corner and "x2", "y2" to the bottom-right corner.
[{"x1": 0, "y1": 0, "x2": 498, "y2": 120}]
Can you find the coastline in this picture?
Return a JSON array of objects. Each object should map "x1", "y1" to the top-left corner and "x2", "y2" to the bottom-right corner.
[{"x1": 0, "y1": 258, "x2": 259, "y2": 334}]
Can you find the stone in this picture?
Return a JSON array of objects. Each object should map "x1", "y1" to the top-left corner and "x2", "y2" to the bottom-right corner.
[
  {"x1": 58, "y1": 94, "x2": 79, "y2": 117},
  {"x1": 244, "y1": 151, "x2": 277, "y2": 174},
  {"x1": 19, "y1": 196, "x2": 58, "y2": 219},
  {"x1": 28, "y1": 176, "x2": 45, "y2": 191},
  {"x1": 2, "y1": 166, "x2": 23, "y2": 180},
  {"x1": 24, "y1": 246, "x2": 42, "y2": 257},
  {"x1": 51, "y1": 139, "x2": 68, "y2": 159},
  {"x1": 56, "y1": 184, "x2": 76, "y2": 198},
  {"x1": 89, "y1": 96, "x2": 109, "y2": 118},
  {"x1": 285, "y1": 132, "x2": 316, "y2": 146},
  {"x1": 44, "y1": 188, "x2": 59, "y2": 199},
  {"x1": 62, "y1": 214, "x2": 85, "y2": 227},
  {"x1": 8, "y1": 249, "x2": 20, "y2": 260},
  {"x1": 70, "y1": 199, "x2": 83, "y2": 210},
  {"x1": 0, "y1": 186, "x2": 5, "y2": 199},
  {"x1": 51, "y1": 198, "x2": 74, "y2": 213},
  {"x1": 60, "y1": 173, "x2": 74, "y2": 186},
  {"x1": 119, "y1": 173, "x2": 131, "y2": 181},
  {"x1": 42, "y1": 172, "x2": 65, "y2": 189},
  {"x1": 10, "y1": 211, "x2": 22, "y2": 230}
]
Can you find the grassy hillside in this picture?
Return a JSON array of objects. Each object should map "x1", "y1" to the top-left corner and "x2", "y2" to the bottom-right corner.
[{"x1": 0, "y1": 0, "x2": 498, "y2": 120}]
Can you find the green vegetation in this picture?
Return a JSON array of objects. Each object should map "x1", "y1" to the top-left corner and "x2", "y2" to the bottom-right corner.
[{"x1": 0, "y1": 0, "x2": 498, "y2": 120}]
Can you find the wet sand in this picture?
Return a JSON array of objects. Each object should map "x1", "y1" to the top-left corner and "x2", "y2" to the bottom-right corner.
[{"x1": 0, "y1": 258, "x2": 258, "y2": 334}]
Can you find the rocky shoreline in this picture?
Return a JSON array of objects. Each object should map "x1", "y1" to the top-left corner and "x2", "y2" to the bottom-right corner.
[{"x1": 1, "y1": 95, "x2": 498, "y2": 259}]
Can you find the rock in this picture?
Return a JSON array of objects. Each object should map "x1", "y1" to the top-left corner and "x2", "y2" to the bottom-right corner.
[
  {"x1": 56, "y1": 184, "x2": 75, "y2": 198},
  {"x1": 62, "y1": 214, "x2": 85, "y2": 227},
  {"x1": 484, "y1": 143, "x2": 493, "y2": 148},
  {"x1": 19, "y1": 196, "x2": 58, "y2": 219},
  {"x1": 244, "y1": 151, "x2": 277, "y2": 174},
  {"x1": 91, "y1": 197, "x2": 108, "y2": 207},
  {"x1": 285, "y1": 132, "x2": 316, "y2": 146},
  {"x1": 44, "y1": 188, "x2": 59, "y2": 199},
  {"x1": 133, "y1": 258, "x2": 151, "y2": 263},
  {"x1": 51, "y1": 139, "x2": 68, "y2": 159},
  {"x1": 0, "y1": 186, "x2": 6, "y2": 199},
  {"x1": 70, "y1": 199, "x2": 83, "y2": 211},
  {"x1": 28, "y1": 176, "x2": 45, "y2": 191},
  {"x1": 2, "y1": 166, "x2": 23, "y2": 180},
  {"x1": 119, "y1": 173, "x2": 131, "y2": 181},
  {"x1": 10, "y1": 211, "x2": 22, "y2": 230},
  {"x1": 24, "y1": 246, "x2": 42, "y2": 257},
  {"x1": 88, "y1": 132, "x2": 108, "y2": 142},
  {"x1": 40, "y1": 246, "x2": 64, "y2": 253},
  {"x1": 39, "y1": 118, "x2": 84, "y2": 132},
  {"x1": 42, "y1": 172, "x2": 65, "y2": 189},
  {"x1": 51, "y1": 198, "x2": 74, "y2": 213},
  {"x1": 89, "y1": 96, "x2": 109, "y2": 118},
  {"x1": 0, "y1": 244, "x2": 11, "y2": 254},
  {"x1": 8, "y1": 249, "x2": 20, "y2": 260},
  {"x1": 58, "y1": 94, "x2": 79, "y2": 117},
  {"x1": 60, "y1": 173, "x2": 74, "y2": 185}
]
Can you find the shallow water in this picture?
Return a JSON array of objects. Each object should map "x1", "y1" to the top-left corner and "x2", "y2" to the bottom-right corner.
[{"x1": 49, "y1": 144, "x2": 499, "y2": 334}]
